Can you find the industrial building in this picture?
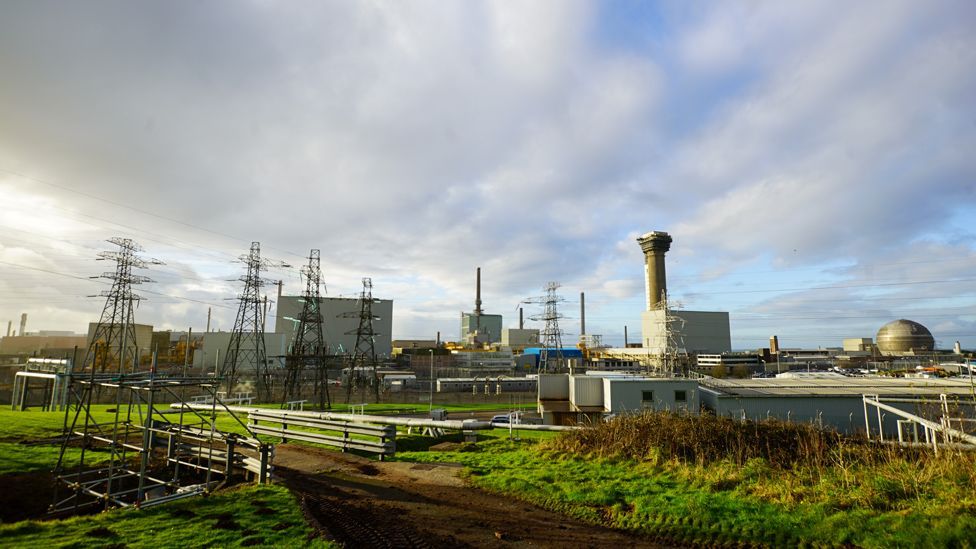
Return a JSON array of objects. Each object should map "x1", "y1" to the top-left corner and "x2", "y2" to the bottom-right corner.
[
  {"x1": 437, "y1": 376, "x2": 537, "y2": 393},
  {"x1": 86, "y1": 322, "x2": 153, "y2": 358},
  {"x1": 0, "y1": 331, "x2": 87, "y2": 357},
  {"x1": 275, "y1": 295, "x2": 393, "y2": 358},
  {"x1": 192, "y1": 331, "x2": 287, "y2": 371},
  {"x1": 460, "y1": 267, "x2": 503, "y2": 345},
  {"x1": 537, "y1": 373, "x2": 699, "y2": 425},
  {"x1": 536, "y1": 371, "x2": 976, "y2": 436}
]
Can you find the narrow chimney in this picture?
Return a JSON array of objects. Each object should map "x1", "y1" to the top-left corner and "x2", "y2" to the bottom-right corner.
[
  {"x1": 624, "y1": 325, "x2": 629, "y2": 347},
  {"x1": 19, "y1": 313, "x2": 27, "y2": 337},
  {"x1": 5, "y1": 321, "x2": 10, "y2": 337},
  {"x1": 436, "y1": 331, "x2": 441, "y2": 346},
  {"x1": 475, "y1": 267, "x2": 482, "y2": 314},
  {"x1": 770, "y1": 335, "x2": 780, "y2": 354},
  {"x1": 206, "y1": 307, "x2": 212, "y2": 333},
  {"x1": 519, "y1": 307, "x2": 524, "y2": 330},
  {"x1": 579, "y1": 292, "x2": 585, "y2": 336}
]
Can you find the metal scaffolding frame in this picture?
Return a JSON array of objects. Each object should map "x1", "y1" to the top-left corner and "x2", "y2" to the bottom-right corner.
[{"x1": 51, "y1": 366, "x2": 272, "y2": 516}]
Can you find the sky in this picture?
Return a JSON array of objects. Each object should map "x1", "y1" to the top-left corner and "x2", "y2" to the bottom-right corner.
[{"x1": 0, "y1": 0, "x2": 974, "y2": 351}]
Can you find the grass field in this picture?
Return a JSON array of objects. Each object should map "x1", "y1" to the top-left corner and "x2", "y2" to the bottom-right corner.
[
  {"x1": 0, "y1": 483, "x2": 331, "y2": 548},
  {"x1": 397, "y1": 413, "x2": 976, "y2": 548}
]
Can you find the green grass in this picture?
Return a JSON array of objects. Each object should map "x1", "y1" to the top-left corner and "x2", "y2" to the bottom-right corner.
[
  {"x1": 395, "y1": 418, "x2": 976, "y2": 548},
  {"x1": 0, "y1": 483, "x2": 333, "y2": 548}
]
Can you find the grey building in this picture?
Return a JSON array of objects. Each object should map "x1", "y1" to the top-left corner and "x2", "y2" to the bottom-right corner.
[{"x1": 275, "y1": 296, "x2": 393, "y2": 358}]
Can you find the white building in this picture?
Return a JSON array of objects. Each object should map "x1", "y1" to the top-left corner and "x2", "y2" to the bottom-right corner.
[{"x1": 537, "y1": 373, "x2": 699, "y2": 425}]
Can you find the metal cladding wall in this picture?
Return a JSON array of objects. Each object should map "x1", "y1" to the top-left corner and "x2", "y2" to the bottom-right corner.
[
  {"x1": 538, "y1": 374, "x2": 570, "y2": 400},
  {"x1": 697, "y1": 389, "x2": 976, "y2": 436},
  {"x1": 604, "y1": 378, "x2": 699, "y2": 414},
  {"x1": 569, "y1": 375, "x2": 604, "y2": 407}
]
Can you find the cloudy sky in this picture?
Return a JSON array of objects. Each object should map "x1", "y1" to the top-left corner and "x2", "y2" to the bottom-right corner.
[{"x1": 1, "y1": 0, "x2": 974, "y2": 350}]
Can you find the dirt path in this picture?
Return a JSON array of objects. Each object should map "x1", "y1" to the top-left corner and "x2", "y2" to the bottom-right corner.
[{"x1": 273, "y1": 444, "x2": 666, "y2": 548}]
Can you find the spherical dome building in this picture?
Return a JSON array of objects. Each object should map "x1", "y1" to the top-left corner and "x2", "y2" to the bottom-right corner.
[{"x1": 876, "y1": 319, "x2": 935, "y2": 355}]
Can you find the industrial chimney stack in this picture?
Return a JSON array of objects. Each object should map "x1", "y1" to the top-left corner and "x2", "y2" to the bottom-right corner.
[
  {"x1": 19, "y1": 313, "x2": 27, "y2": 337},
  {"x1": 636, "y1": 231, "x2": 672, "y2": 310}
]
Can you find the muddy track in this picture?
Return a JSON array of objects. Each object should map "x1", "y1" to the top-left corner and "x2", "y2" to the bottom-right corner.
[
  {"x1": 284, "y1": 469, "x2": 464, "y2": 548},
  {"x1": 273, "y1": 444, "x2": 664, "y2": 548}
]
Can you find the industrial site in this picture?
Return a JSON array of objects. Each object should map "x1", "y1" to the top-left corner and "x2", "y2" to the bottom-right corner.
[
  {"x1": 0, "y1": 228, "x2": 974, "y2": 547},
  {"x1": 2, "y1": 1, "x2": 975, "y2": 547}
]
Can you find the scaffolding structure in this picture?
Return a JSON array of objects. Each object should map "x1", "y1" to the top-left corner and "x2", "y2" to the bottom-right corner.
[
  {"x1": 651, "y1": 290, "x2": 686, "y2": 377},
  {"x1": 343, "y1": 278, "x2": 380, "y2": 403},
  {"x1": 283, "y1": 249, "x2": 330, "y2": 410},
  {"x1": 51, "y1": 238, "x2": 271, "y2": 516},
  {"x1": 527, "y1": 282, "x2": 566, "y2": 373},
  {"x1": 51, "y1": 364, "x2": 271, "y2": 515}
]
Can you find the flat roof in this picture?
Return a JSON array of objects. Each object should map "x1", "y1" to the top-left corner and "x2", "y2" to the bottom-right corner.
[{"x1": 700, "y1": 377, "x2": 976, "y2": 398}]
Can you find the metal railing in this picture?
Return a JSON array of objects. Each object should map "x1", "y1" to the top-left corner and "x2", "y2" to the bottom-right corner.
[
  {"x1": 248, "y1": 409, "x2": 396, "y2": 460},
  {"x1": 862, "y1": 394, "x2": 976, "y2": 454}
]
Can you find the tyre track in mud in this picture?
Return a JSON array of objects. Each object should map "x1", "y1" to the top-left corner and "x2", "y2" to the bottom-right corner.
[{"x1": 274, "y1": 443, "x2": 664, "y2": 548}]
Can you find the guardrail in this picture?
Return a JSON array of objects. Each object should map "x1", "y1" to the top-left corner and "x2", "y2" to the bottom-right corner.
[
  {"x1": 862, "y1": 394, "x2": 976, "y2": 454},
  {"x1": 248, "y1": 409, "x2": 396, "y2": 460}
]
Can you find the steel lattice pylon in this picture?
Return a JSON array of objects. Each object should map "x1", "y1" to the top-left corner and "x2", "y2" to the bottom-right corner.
[
  {"x1": 283, "y1": 249, "x2": 330, "y2": 409},
  {"x1": 525, "y1": 282, "x2": 566, "y2": 373},
  {"x1": 342, "y1": 278, "x2": 380, "y2": 403},
  {"x1": 83, "y1": 238, "x2": 160, "y2": 372},
  {"x1": 222, "y1": 242, "x2": 288, "y2": 401}
]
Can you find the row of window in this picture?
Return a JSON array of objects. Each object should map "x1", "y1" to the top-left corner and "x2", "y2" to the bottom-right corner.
[{"x1": 641, "y1": 389, "x2": 687, "y2": 403}]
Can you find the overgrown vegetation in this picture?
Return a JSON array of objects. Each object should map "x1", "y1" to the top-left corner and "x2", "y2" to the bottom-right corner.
[{"x1": 399, "y1": 412, "x2": 976, "y2": 547}]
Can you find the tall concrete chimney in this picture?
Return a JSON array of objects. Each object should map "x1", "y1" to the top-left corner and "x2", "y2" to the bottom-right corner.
[
  {"x1": 624, "y1": 325, "x2": 629, "y2": 347},
  {"x1": 5, "y1": 321, "x2": 10, "y2": 337},
  {"x1": 770, "y1": 335, "x2": 780, "y2": 354},
  {"x1": 19, "y1": 313, "x2": 27, "y2": 337},
  {"x1": 636, "y1": 231, "x2": 672, "y2": 310},
  {"x1": 519, "y1": 307, "x2": 524, "y2": 330}
]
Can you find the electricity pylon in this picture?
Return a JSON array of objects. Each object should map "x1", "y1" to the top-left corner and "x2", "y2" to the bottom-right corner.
[
  {"x1": 524, "y1": 282, "x2": 566, "y2": 373},
  {"x1": 84, "y1": 237, "x2": 161, "y2": 373},
  {"x1": 283, "y1": 249, "x2": 330, "y2": 409},
  {"x1": 222, "y1": 242, "x2": 289, "y2": 401},
  {"x1": 342, "y1": 278, "x2": 380, "y2": 403}
]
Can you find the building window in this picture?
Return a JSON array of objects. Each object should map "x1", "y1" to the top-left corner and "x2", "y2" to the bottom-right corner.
[
  {"x1": 641, "y1": 390, "x2": 654, "y2": 402},
  {"x1": 674, "y1": 390, "x2": 687, "y2": 402}
]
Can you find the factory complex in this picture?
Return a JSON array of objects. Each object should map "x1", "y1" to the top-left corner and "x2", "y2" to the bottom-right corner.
[{"x1": 2, "y1": 231, "x2": 973, "y2": 443}]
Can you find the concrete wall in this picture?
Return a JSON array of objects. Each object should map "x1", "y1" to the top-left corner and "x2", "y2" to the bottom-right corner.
[
  {"x1": 275, "y1": 296, "x2": 393, "y2": 358},
  {"x1": 642, "y1": 310, "x2": 731, "y2": 354}
]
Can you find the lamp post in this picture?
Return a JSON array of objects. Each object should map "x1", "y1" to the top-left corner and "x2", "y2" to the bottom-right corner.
[{"x1": 429, "y1": 349, "x2": 434, "y2": 413}]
